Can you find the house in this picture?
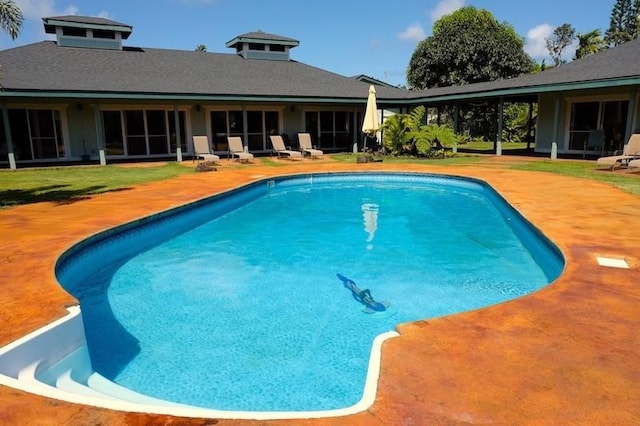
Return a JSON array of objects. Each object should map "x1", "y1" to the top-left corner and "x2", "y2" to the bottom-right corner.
[
  {"x1": 1, "y1": 15, "x2": 639, "y2": 169},
  {"x1": 410, "y1": 40, "x2": 640, "y2": 157},
  {"x1": 0, "y1": 15, "x2": 411, "y2": 168}
]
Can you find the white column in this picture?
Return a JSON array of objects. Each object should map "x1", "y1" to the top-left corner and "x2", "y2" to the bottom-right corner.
[
  {"x1": 93, "y1": 104, "x2": 106, "y2": 166},
  {"x1": 2, "y1": 104, "x2": 16, "y2": 170}
]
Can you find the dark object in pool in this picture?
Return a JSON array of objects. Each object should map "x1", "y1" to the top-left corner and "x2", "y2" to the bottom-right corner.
[{"x1": 337, "y1": 273, "x2": 389, "y2": 313}]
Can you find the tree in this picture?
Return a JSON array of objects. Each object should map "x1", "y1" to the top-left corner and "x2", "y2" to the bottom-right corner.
[
  {"x1": 195, "y1": 44, "x2": 207, "y2": 52},
  {"x1": 381, "y1": 113, "x2": 411, "y2": 155},
  {"x1": 605, "y1": 0, "x2": 640, "y2": 46},
  {"x1": 407, "y1": 7, "x2": 534, "y2": 90},
  {"x1": 381, "y1": 106, "x2": 456, "y2": 157},
  {"x1": 0, "y1": 0, "x2": 23, "y2": 40},
  {"x1": 501, "y1": 102, "x2": 536, "y2": 143},
  {"x1": 545, "y1": 23, "x2": 576, "y2": 66},
  {"x1": 416, "y1": 123, "x2": 457, "y2": 155},
  {"x1": 574, "y1": 29, "x2": 606, "y2": 60}
]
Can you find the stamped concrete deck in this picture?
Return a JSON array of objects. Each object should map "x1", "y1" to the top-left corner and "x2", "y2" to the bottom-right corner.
[{"x1": 1, "y1": 157, "x2": 639, "y2": 425}]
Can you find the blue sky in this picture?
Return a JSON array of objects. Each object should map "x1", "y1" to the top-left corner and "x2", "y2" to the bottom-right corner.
[{"x1": 4, "y1": 0, "x2": 616, "y2": 86}]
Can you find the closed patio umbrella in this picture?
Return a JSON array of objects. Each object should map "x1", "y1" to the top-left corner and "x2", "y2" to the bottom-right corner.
[{"x1": 361, "y1": 85, "x2": 379, "y2": 152}]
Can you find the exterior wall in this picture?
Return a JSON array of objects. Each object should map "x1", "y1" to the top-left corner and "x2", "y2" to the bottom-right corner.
[
  {"x1": 66, "y1": 103, "x2": 99, "y2": 160},
  {"x1": 6, "y1": 86, "x2": 638, "y2": 167},
  {"x1": 537, "y1": 86, "x2": 640, "y2": 154},
  {"x1": 242, "y1": 51, "x2": 289, "y2": 61},
  {"x1": 189, "y1": 106, "x2": 208, "y2": 142},
  {"x1": 282, "y1": 105, "x2": 303, "y2": 143},
  {"x1": 536, "y1": 93, "x2": 563, "y2": 153}
]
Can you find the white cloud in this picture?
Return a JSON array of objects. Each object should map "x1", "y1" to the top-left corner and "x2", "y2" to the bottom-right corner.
[
  {"x1": 95, "y1": 10, "x2": 113, "y2": 19},
  {"x1": 526, "y1": 23, "x2": 579, "y2": 63},
  {"x1": 396, "y1": 0, "x2": 463, "y2": 45},
  {"x1": 398, "y1": 24, "x2": 426, "y2": 43},
  {"x1": 430, "y1": 0, "x2": 466, "y2": 23},
  {"x1": 15, "y1": 0, "x2": 78, "y2": 21},
  {"x1": 525, "y1": 24, "x2": 553, "y2": 59}
]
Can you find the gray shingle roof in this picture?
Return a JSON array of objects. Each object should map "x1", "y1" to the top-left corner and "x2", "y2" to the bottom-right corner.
[
  {"x1": 42, "y1": 15, "x2": 133, "y2": 40},
  {"x1": 1, "y1": 37, "x2": 639, "y2": 104},
  {"x1": 42, "y1": 15, "x2": 132, "y2": 28},
  {"x1": 412, "y1": 38, "x2": 640, "y2": 101},
  {"x1": 0, "y1": 41, "x2": 406, "y2": 101},
  {"x1": 228, "y1": 31, "x2": 299, "y2": 45}
]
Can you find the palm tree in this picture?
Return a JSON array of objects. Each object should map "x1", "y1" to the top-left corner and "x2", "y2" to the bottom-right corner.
[
  {"x1": 0, "y1": 0, "x2": 23, "y2": 40},
  {"x1": 575, "y1": 29, "x2": 606, "y2": 59}
]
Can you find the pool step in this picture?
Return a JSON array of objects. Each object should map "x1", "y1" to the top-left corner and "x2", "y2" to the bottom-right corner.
[
  {"x1": 86, "y1": 372, "x2": 184, "y2": 406},
  {"x1": 1, "y1": 307, "x2": 201, "y2": 415},
  {"x1": 56, "y1": 369, "x2": 121, "y2": 400},
  {"x1": 35, "y1": 345, "x2": 92, "y2": 386},
  {"x1": 22, "y1": 344, "x2": 178, "y2": 407}
]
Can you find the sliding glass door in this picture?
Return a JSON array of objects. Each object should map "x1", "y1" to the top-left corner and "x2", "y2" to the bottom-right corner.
[{"x1": 568, "y1": 100, "x2": 629, "y2": 154}]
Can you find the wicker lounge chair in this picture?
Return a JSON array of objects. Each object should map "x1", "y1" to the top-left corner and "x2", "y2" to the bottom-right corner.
[
  {"x1": 595, "y1": 134, "x2": 640, "y2": 170},
  {"x1": 269, "y1": 135, "x2": 302, "y2": 160},
  {"x1": 227, "y1": 136, "x2": 254, "y2": 162},
  {"x1": 297, "y1": 133, "x2": 324, "y2": 158},
  {"x1": 192, "y1": 136, "x2": 220, "y2": 168}
]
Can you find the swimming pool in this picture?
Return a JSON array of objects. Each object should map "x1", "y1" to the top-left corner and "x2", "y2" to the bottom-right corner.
[{"x1": 3, "y1": 172, "x2": 564, "y2": 419}]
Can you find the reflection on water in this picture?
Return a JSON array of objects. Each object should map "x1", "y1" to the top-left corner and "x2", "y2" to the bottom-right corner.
[{"x1": 362, "y1": 202, "x2": 379, "y2": 249}]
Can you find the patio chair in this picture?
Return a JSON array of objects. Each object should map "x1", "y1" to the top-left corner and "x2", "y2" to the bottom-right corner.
[
  {"x1": 269, "y1": 135, "x2": 302, "y2": 160},
  {"x1": 595, "y1": 133, "x2": 640, "y2": 170},
  {"x1": 297, "y1": 133, "x2": 324, "y2": 158},
  {"x1": 227, "y1": 136, "x2": 254, "y2": 162},
  {"x1": 584, "y1": 129, "x2": 604, "y2": 158},
  {"x1": 628, "y1": 158, "x2": 640, "y2": 171},
  {"x1": 192, "y1": 136, "x2": 220, "y2": 169}
]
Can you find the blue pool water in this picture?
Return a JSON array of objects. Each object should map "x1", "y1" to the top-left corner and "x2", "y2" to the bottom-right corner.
[{"x1": 56, "y1": 173, "x2": 564, "y2": 412}]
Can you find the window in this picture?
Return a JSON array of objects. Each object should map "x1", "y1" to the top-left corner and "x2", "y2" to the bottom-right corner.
[
  {"x1": 8, "y1": 109, "x2": 30, "y2": 160},
  {"x1": 569, "y1": 100, "x2": 629, "y2": 153},
  {"x1": 146, "y1": 110, "x2": 168, "y2": 155},
  {"x1": 102, "y1": 109, "x2": 185, "y2": 157},
  {"x1": 270, "y1": 44, "x2": 285, "y2": 52},
  {"x1": 265, "y1": 111, "x2": 279, "y2": 136},
  {"x1": 228, "y1": 110, "x2": 244, "y2": 136},
  {"x1": 211, "y1": 111, "x2": 228, "y2": 151},
  {"x1": 0, "y1": 115, "x2": 5, "y2": 158},
  {"x1": 103, "y1": 111, "x2": 124, "y2": 155},
  {"x1": 306, "y1": 110, "x2": 353, "y2": 150},
  {"x1": 124, "y1": 111, "x2": 146, "y2": 155},
  {"x1": 93, "y1": 29, "x2": 116, "y2": 39},
  {"x1": 334, "y1": 111, "x2": 350, "y2": 146},
  {"x1": 248, "y1": 43, "x2": 265, "y2": 51},
  {"x1": 168, "y1": 111, "x2": 186, "y2": 153},
  {"x1": 246, "y1": 111, "x2": 263, "y2": 150},
  {"x1": 209, "y1": 109, "x2": 280, "y2": 152},
  {"x1": 1, "y1": 109, "x2": 64, "y2": 161},
  {"x1": 62, "y1": 27, "x2": 86, "y2": 37}
]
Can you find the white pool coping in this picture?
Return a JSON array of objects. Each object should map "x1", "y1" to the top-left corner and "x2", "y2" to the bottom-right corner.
[{"x1": 0, "y1": 306, "x2": 400, "y2": 420}]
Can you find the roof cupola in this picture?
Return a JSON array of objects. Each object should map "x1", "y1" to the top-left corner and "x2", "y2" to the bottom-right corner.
[
  {"x1": 225, "y1": 31, "x2": 299, "y2": 61},
  {"x1": 43, "y1": 15, "x2": 132, "y2": 50}
]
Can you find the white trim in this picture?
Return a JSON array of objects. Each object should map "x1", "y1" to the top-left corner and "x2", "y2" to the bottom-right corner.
[{"x1": 0, "y1": 306, "x2": 400, "y2": 420}]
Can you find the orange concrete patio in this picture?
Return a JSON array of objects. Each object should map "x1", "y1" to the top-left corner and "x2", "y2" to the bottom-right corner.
[{"x1": 1, "y1": 157, "x2": 639, "y2": 425}]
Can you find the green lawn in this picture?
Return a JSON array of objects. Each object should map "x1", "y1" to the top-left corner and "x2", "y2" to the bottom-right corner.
[
  {"x1": 330, "y1": 152, "x2": 484, "y2": 165},
  {"x1": 1, "y1": 154, "x2": 638, "y2": 209},
  {"x1": 457, "y1": 141, "x2": 529, "y2": 152},
  {"x1": 0, "y1": 163, "x2": 192, "y2": 208},
  {"x1": 509, "y1": 159, "x2": 640, "y2": 196}
]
